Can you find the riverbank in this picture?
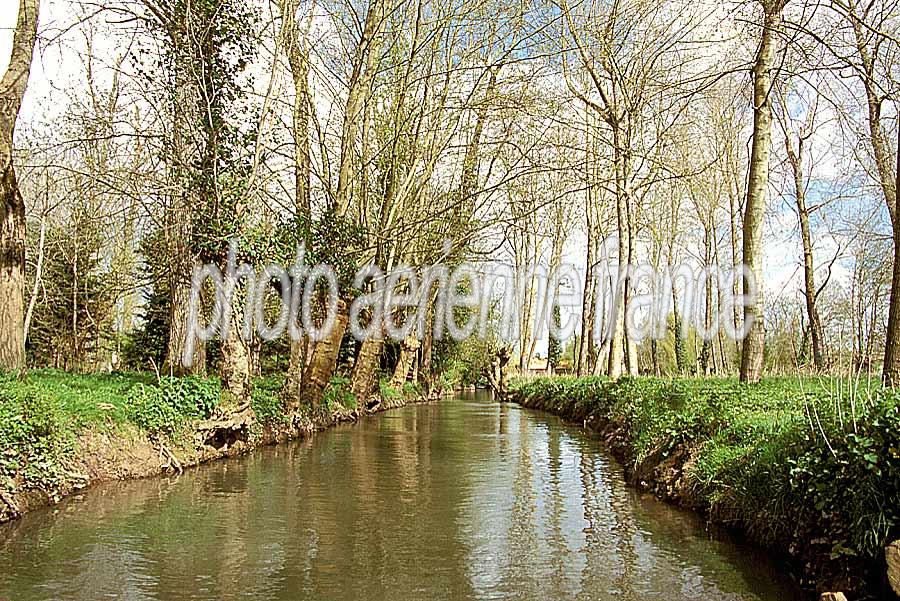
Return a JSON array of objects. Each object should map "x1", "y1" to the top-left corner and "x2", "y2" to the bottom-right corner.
[
  {"x1": 0, "y1": 370, "x2": 431, "y2": 525},
  {"x1": 510, "y1": 376, "x2": 900, "y2": 600}
]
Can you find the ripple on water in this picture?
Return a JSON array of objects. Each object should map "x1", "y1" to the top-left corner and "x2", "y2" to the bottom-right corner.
[{"x1": 0, "y1": 394, "x2": 802, "y2": 601}]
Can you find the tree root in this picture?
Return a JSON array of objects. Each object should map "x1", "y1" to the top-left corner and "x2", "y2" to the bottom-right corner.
[
  {"x1": 195, "y1": 405, "x2": 254, "y2": 450},
  {"x1": 159, "y1": 444, "x2": 183, "y2": 475}
]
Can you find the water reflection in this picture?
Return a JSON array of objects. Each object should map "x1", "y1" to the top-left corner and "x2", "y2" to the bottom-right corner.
[{"x1": 0, "y1": 393, "x2": 801, "y2": 601}]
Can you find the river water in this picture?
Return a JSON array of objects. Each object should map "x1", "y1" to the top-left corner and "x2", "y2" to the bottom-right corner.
[{"x1": 0, "y1": 393, "x2": 803, "y2": 601}]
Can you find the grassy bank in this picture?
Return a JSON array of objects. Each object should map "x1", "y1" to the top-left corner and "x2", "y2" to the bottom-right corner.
[
  {"x1": 510, "y1": 376, "x2": 900, "y2": 598},
  {"x1": 0, "y1": 369, "x2": 421, "y2": 523}
]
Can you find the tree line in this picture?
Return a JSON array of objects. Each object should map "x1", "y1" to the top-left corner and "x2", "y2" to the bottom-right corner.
[{"x1": 0, "y1": 0, "x2": 898, "y2": 418}]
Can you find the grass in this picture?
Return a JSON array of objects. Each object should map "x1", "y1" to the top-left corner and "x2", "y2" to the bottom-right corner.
[
  {"x1": 511, "y1": 375, "x2": 900, "y2": 589},
  {"x1": 1, "y1": 370, "x2": 158, "y2": 430}
]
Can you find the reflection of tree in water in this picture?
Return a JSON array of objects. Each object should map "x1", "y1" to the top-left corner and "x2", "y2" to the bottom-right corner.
[
  {"x1": 544, "y1": 423, "x2": 573, "y2": 595},
  {"x1": 500, "y1": 404, "x2": 540, "y2": 593},
  {"x1": 0, "y1": 399, "x2": 801, "y2": 601}
]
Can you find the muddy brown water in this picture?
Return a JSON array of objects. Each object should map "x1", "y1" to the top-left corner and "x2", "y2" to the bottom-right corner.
[{"x1": 0, "y1": 393, "x2": 803, "y2": 600}]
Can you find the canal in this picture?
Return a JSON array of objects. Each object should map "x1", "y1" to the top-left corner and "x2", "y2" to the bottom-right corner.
[{"x1": 0, "y1": 394, "x2": 802, "y2": 600}]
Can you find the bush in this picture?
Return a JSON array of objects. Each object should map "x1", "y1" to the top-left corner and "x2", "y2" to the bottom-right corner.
[
  {"x1": 379, "y1": 379, "x2": 401, "y2": 401},
  {"x1": 323, "y1": 376, "x2": 356, "y2": 410}
]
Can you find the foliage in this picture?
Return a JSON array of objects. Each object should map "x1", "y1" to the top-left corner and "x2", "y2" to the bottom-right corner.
[
  {"x1": 121, "y1": 231, "x2": 172, "y2": 371},
  {"x1": 432, "y1": 336, "x2": 494, "y2": 388},
  {"x1": 26, "y1": 213, "x2": 116, "y2": 369},
  {"x1": 0, "y1": 375, "x2": 74, "y2": 492},
  {"x1": 323, "y1": 376, "x2": 357, "y2": 410},
  {"x1": 250, "y1": 375, "x2": 289, "y2": 426},
  {"x1": 125, "y1": 377, "x2": 221, "y2": 436},
  {"x1": 379, "y1": 378, "x2": 402, "y2": 401}
]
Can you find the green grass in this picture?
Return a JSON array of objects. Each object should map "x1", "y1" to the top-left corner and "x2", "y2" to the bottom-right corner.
[
  {"x1": 511, "y1": 375, "x2": 899, "y2": 584},
  {"x1": 1, "y1": 370, "x2": 158, "y2": 430}
]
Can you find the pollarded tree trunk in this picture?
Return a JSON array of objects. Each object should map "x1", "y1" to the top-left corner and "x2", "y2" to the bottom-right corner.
[
  {"x1": 485, "y1": 347, "x2": 511, "y2": 401},
  {"x1": 303, "y1": 299, "x2": 350, "y2": 406},
  {"x1": 740, "y1": 0, "x2": 786, "y2": 384},
  {"x1": 165, "y1": 246, "x2": 204, "y2": 375},
  {"x1": 350, "y1": 337, "x2": 383, "y2": 402},
  {"x1": 390, "y1": 334, "x2": 419, "y2": 389},
  {"x1": 301, "y1": 0, "x2": 386, "y2": 404},
  {"x1": 0, "y1": 0, "x2": 40, "y2": 372},
  {"x1": 221, "y1": 286, "x2": 251, "y2": 403}
]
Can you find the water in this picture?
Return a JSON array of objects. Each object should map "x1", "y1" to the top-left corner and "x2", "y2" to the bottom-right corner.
[{"x1": 0, "y1": 394, "x2": 802, "y2": 601}]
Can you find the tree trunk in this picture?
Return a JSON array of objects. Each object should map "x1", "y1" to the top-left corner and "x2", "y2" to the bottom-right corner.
[
  {"x1": 162, "y1": 2, "x2": 207, "y2": 376},
  {"x1": 0, "y1": 160, "x2": 26, "y2": 372},
  {"x1": 165, "y1": 264, "x2": 202, "y2": 375},
  {"x1": 728, "y1": 175, "x2": 742, "y2": 360},
  {"x1": 787, "y1": 133, "x2": 826, "y2": 370},
  {"x1": 576, "y1": 221, "x2": 594, "y2": 377},
  {"x1": 486, "y1": 347, "x2": 511, "y2": 401},
  {"x1": 390, "y1": 335, "x2": 419, "y2": 389},
  {"x1": 23, "y1": 213, "x2": 45, "y2": 344},
  {"x1": 700, "y1": 222, "x2": 714, "y2": 375},
  {"x1": 0, "y1": 0, "x2": 40, "y2": 372},
  {"x1": 284, "y1": 338, "x2": 306, "y2": 411},
  {"x1": 672, "y1": 289, "x2": 687, "y2": 375},
  {"x1": 279, "y1": 0, "x2": 315, "y2": 406},
  {"x1": 884, "y1": 127, "x2": 900, "y2": 385},
  {"x1": 303, "y1": 299, "x2": 350, "y2": 406},
  {"x1": 300, "y1": 0, "x2": 385, "y2": 400},
  {"x1": 221, "y1": 305, "x2": 251, "y2": 404},
  {"x1": 740, "y1": 0, "x2": 785, "y2": 384},
  {"x1": 350, "y1": 337, "x2": 383, "y2": 402},
  {"x1": 844, "y1": 4, "x2": 898, "y2": 384},
  {"x1": 607, "y1": 153, "x2": 628, "y2": 379}
]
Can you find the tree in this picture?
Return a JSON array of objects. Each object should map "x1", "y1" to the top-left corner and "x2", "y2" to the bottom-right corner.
[
  {"x1": 775, "y1": 84, "x2": 827, "y2": 370},
  {"x1": 741, "y1": 0, "x2": 789, "y2": 384},
  {"x1": 834, "y1": 0, "x2": 900, "y2": 385},
  {"x1": 0, "y1": 0, "x2": 40, "y2": 372},
  {"x1": 547, "y1": 304, "x2": 562, "y2": 374}
]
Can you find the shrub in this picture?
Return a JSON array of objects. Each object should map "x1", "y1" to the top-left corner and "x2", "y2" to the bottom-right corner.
[
  {"x1": 323, "y1": 376, "x2": 356, "y2": 410},
  {"x1": 379, "y1": 379, "x2": 401, "y2": 401}
]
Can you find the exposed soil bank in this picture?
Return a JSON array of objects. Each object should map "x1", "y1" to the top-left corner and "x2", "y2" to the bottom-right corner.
[
  {"x1": 0, "y1": 391, "x2": 432, "y2": 525},
  {"x1": 510, "y1": 378, "x2": 900, "y2": 601}
]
